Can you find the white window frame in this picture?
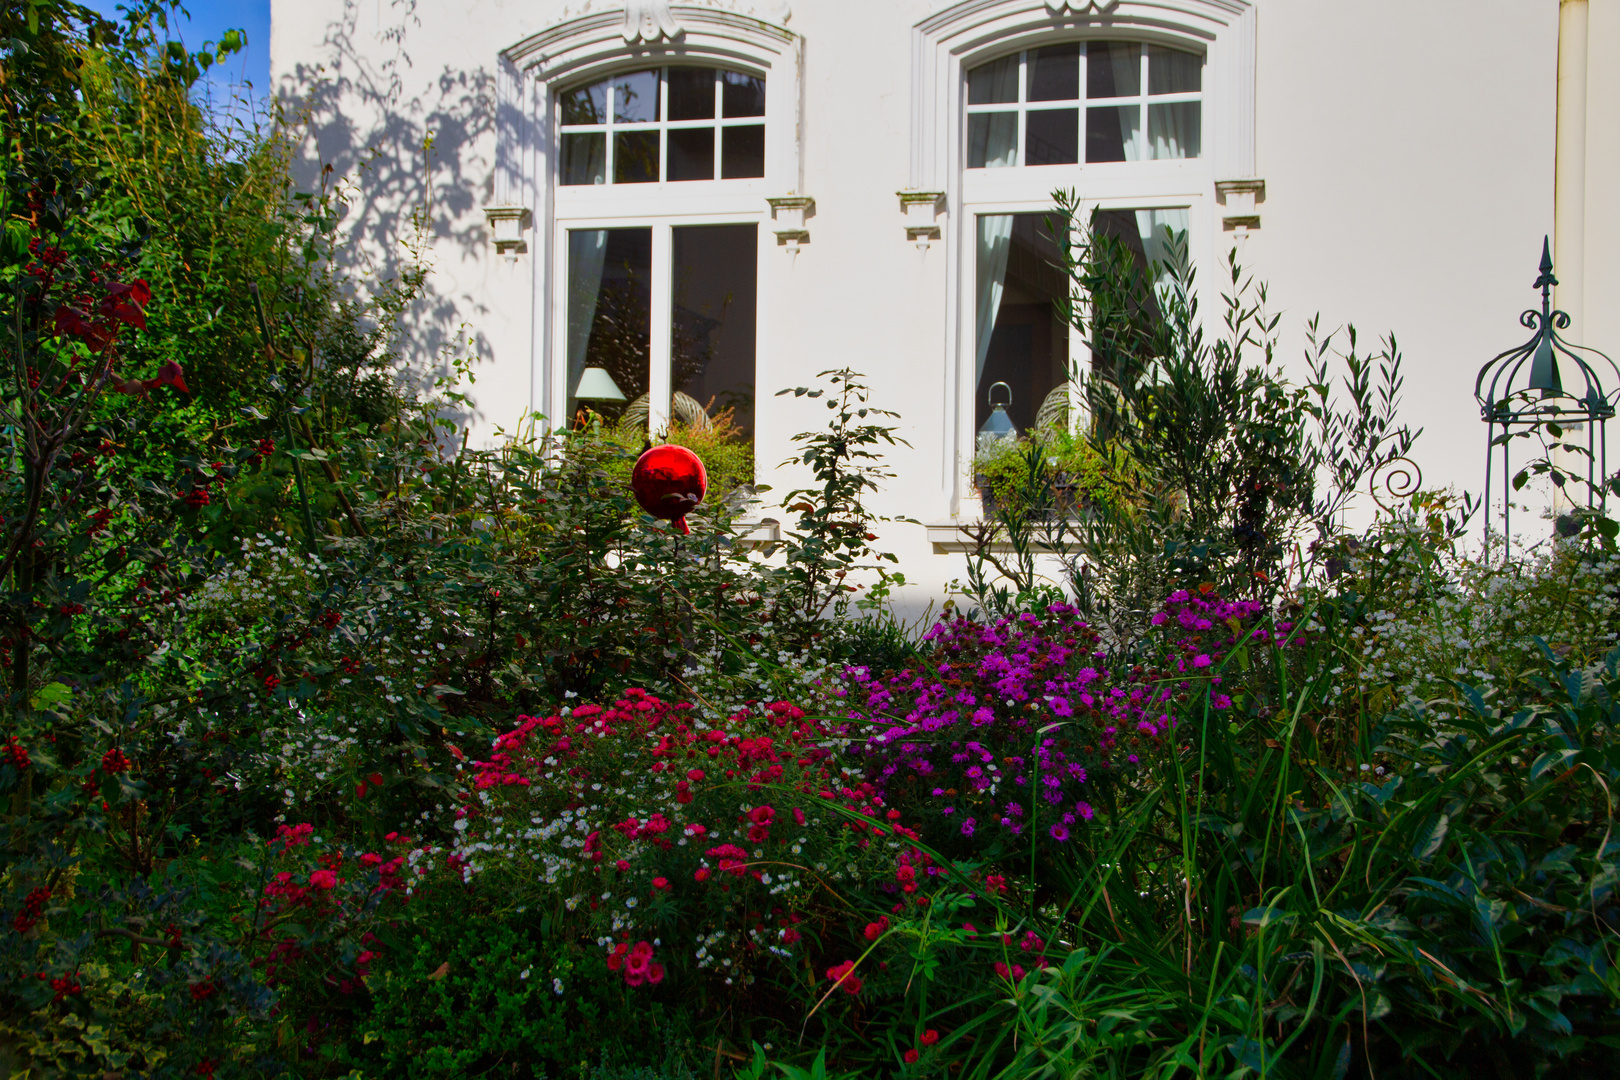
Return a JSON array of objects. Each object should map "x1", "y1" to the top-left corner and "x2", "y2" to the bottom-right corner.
[
  {"x1": 497, "y1": 8, "x2": 802, "y2": 442},
  {"x1": 909, "y1": 0, "x2": 1254, "y2": 516}
]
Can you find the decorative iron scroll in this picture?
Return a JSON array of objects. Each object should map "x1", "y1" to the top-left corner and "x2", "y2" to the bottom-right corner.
[{"x1": 1370, "y1": 456, "x2": 1422, "y2": 515}]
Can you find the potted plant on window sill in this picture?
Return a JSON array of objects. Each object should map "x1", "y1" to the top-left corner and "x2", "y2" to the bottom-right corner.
[{"x1": 972, "y1": 427, "x2": 1121, "y2": 523}]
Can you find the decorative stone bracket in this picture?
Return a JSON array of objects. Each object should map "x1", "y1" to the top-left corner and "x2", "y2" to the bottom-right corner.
[
  {"x1": 765, "y1": 195, "x2": 814, "y2": 253},
  {"x1": 1214, "y1": 179, "x2": 1264, "y2": 235},
  {"x1": 484, "y1": 206, "x2": 533, "y2": 260},
  {"x1": 898, "y1": 190, "x2": 945, "y2": 251}
]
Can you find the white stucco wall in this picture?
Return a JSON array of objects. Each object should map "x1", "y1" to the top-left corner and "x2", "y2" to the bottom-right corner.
[{"x1": 272, "y1": 0, "x2": 1573, "y2": 612}]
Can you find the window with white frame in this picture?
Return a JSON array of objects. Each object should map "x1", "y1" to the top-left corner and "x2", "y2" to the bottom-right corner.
[
  {"x1": 559, "y1": 67, "x2": 766, "y2": 185},
  {"x1": 961, "y1": 41, "x2": 1206, "y2": 448},
  {"x1": 965, "y1": 42, "x2": 1201, "y2": 169},
  {"x1": 553, "y1": 65, "x2": 766, "y2": 445}
]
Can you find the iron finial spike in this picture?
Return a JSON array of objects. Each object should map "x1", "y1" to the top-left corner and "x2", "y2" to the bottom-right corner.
[{"x1": 1535, "y1": 236, "x2": 1558, "y2": 298}]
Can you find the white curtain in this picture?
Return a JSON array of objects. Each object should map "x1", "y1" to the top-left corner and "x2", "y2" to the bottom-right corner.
[
  {"x1": 1147, "y1": 102, "x2": 1199, "y2": 161},
  {"x1": 566, "y1": 229, "x2": 610, "y2": 399},
  {"x1": 975, "y1": 215, "x2": 1014, "y2": 384},
  {"x1": 967, "y1": 55, "x2": 1019, "y2": 169},
  {"x1": 1134, "y1": 208, "x2": 1189, "y2": 308}
]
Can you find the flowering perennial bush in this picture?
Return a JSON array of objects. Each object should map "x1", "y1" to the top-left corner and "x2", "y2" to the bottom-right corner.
[{"x1": 843, "y1": 594, "x2": 1277, "y2": 851}]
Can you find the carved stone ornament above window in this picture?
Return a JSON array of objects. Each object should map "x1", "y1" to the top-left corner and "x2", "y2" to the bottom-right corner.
[
  {"x1": 1044, "y1": 0, "x2": 1120, "y2": 13},
  {"x1": 622, "y1": 0, "x2": 681, "y2": 42}
]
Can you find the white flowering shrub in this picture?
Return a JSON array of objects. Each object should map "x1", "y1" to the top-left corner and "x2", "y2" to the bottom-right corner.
[{"x1": 1344, "y1": 518, "x2": 1620, "y2": 706}]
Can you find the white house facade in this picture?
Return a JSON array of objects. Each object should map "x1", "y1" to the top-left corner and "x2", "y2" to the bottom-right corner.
[{"x1": 271, "y1": 0, "x2": 1620, "y2": 602}]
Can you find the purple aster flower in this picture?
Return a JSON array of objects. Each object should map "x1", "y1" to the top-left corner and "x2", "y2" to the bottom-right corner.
[
  {"x1": 961, "y1": 818, "x2": 976, "y2": 837},
  {"x1": 1048, "y1": 823, "x2": 1070, "y2": 842}
]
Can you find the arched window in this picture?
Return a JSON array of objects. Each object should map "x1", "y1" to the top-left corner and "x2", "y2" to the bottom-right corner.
[
  {"x1": 908, "y1": 0, "x2": 1254, "y2": 514},
  {"x1": 493, "y1": 7, "x2": 801, "y2": 451},
  {"x1": 965, "y1": 42, "x2": 1202, "y2": 170},
  {"x1": 558, "y1": 66, "x2": 767, "y2": 186}
]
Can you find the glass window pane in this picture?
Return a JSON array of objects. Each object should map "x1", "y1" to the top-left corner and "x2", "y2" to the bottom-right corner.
[
  {"x1": 967, "y1": 112, "x2": 1018, "y2": 168},
  {"x1": 720, "y1": 125, "x2": 764, "y2": 178},
  {"x1": 968, "y1": 54, "x2": 1020, "y2": 105},
  {"x1": 722, "y1": 71, "x2": 766, "y2": 117},
  {"x1": 976, "y1": 214, "x2": 1069, "y2": 436},
  {"x1": 614, "y1": 130, "x2": 660, "y2": 183},
  {"x1": 561, "y1": 80, "x2": 607, "y2": 125},
  {"x1": 1027, "y1": 43, "x2": 1079, "y2": 101},
  {"x1": 561, "y1": 132, "x2": 606, "y2": 185},
  {"x1": 668, "y1": 127, "x2": 715, "y2": 181},
  {"x1": 1086, "y1": 105, "x2": 1140, "y2": 162},
  {"x1": 1086, "y1": 42, "x2": 1140, "y2": 99},
  {"x1": 1147, "y1": 46, "x2": 1201, "y2": 94},
  {"x1": 1147, "y1": 102, "x2": 1200, "y2": 158},
  {"x1": 668, "y1": 67, "x2": 717, "y2": 120},
  {"x1": 613, "y1": 70, "x2": 660, "y2": 123},
  {"x1": 673, "y1": 224, "x2": 758, "y2": 442},
  {"x1": 568, "y1": 227, "x2": 651, "y2": 429},
  {"x1": 1025, "y1": 108, "x2": 1078, "y2": 166}
]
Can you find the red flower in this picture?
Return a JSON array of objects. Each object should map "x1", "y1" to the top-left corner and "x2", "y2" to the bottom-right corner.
[
  {"x1": 825, "y1": 960, "x2": 862, "y2": 996},
  {"x1": 921, "y1": 1030, "x2": 939, "y2": 1046},
  {"x1": 903, "y1": 1049, "x2": 919, "y2": 1064},
  {"x1": 863, "y1": 916, "x2": 889, "y2": 941},
  {"x1": 652, "y1": 877, "x2": 670, "y2": 891},
  {"x1": 3, "y1": 736, "x2": 31, "y2": 771},
  {"x1": 694, "y1": 868, "x2": 711, "y2": 882}
]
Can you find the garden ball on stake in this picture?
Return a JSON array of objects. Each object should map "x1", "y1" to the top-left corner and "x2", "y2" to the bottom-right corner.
[{"x1": 631, "y1": 445, "x2": 707, "y2": 535}]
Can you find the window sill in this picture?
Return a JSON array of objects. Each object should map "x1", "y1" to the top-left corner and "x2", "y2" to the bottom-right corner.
[{"x1": 924, "y1": 518, "x2": 1089, "y2": 554}]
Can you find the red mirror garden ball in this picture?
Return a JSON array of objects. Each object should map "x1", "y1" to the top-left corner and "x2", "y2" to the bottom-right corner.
[{"x1": 631, "y1": 444, "x2": 707, "y2": 534}]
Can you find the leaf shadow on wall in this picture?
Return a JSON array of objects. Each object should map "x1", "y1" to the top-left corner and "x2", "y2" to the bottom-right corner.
[{"x1": 278, "y1": 0, "x2": 500, "y2": 434}]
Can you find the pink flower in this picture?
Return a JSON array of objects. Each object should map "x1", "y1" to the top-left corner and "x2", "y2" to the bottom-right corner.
[
  {"x1": 826, "y1": 960, "x2": 862, "y2": 996},
  {"x1": 615, "y1": 859, "x2": 630, "y2": 872},
  {"x1": 694, "y1": 868, "x2": 711, "y2": 882},
  {"x1": 864, "y1": 916, "x2": 889, "y2": 941},
  {"x1": 921, "y1": 1030, "x2": 939, "y2": 1046},
  {"x1": 903, "y1": 1049, "x2": 919, "y2": 1064},
  {"x1": 308, "y1": 869, "x2": 338, "y2": 890},
  {"x1": 647, "y1": 961, "x2": 665, "y2": 985},
  {"x1": 652, "y1": 877, "x2": 670, "y2": 891}
]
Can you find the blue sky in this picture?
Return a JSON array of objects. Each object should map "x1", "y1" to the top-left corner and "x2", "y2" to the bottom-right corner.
[{"x1": 78, "y1": 0, "x2": 271, "y2": 108}]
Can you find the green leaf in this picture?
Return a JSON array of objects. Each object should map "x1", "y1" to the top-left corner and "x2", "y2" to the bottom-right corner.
[
  {"x1": 31, "y1": 682, "x2": 72, "y2": 710},
  {"x1": 1411, "y1": 812, "x2": 1449, "y2": 860}
]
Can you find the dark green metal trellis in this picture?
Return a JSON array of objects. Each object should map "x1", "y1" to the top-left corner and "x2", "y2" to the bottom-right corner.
[{"x1": 1475, "y1": 239, "x2": 1617, "y2": 546}]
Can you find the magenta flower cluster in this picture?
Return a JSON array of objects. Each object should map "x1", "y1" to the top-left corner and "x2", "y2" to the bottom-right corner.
[{"x1": 835, "y1": 596, "x2": 1277, "y2": 846}]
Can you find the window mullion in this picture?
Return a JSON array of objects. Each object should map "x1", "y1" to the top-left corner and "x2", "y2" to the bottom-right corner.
[{"x1": 648, "y1": 224, "x2": 675, "y2": 436}]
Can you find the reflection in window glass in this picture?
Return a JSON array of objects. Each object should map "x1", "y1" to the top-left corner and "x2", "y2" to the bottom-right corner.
[
  {"x1": 965, "y1": 43, "x2": 1200, "y2": 168},
  {"x1": 672, "y1": 224, "x2": 758, "y2": 437},
  {"x1": 612, "y1": 70, "x2": 660, "y2": 122},
  {"x1": 567, "y1": 228, "x2": 652, "y2": 428},
  {"x1": 561, "y1": 82, "x2": 606, "y2": 125},
  {"x1": 558, "y1": 67, "x2": 766, "y2": 185},
  {"x1": 614, "y1": 131, "x2": 660, "y2": 183},
  {"x1": 561, "y1": 132, "x2": 606, "y2": 185}
]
